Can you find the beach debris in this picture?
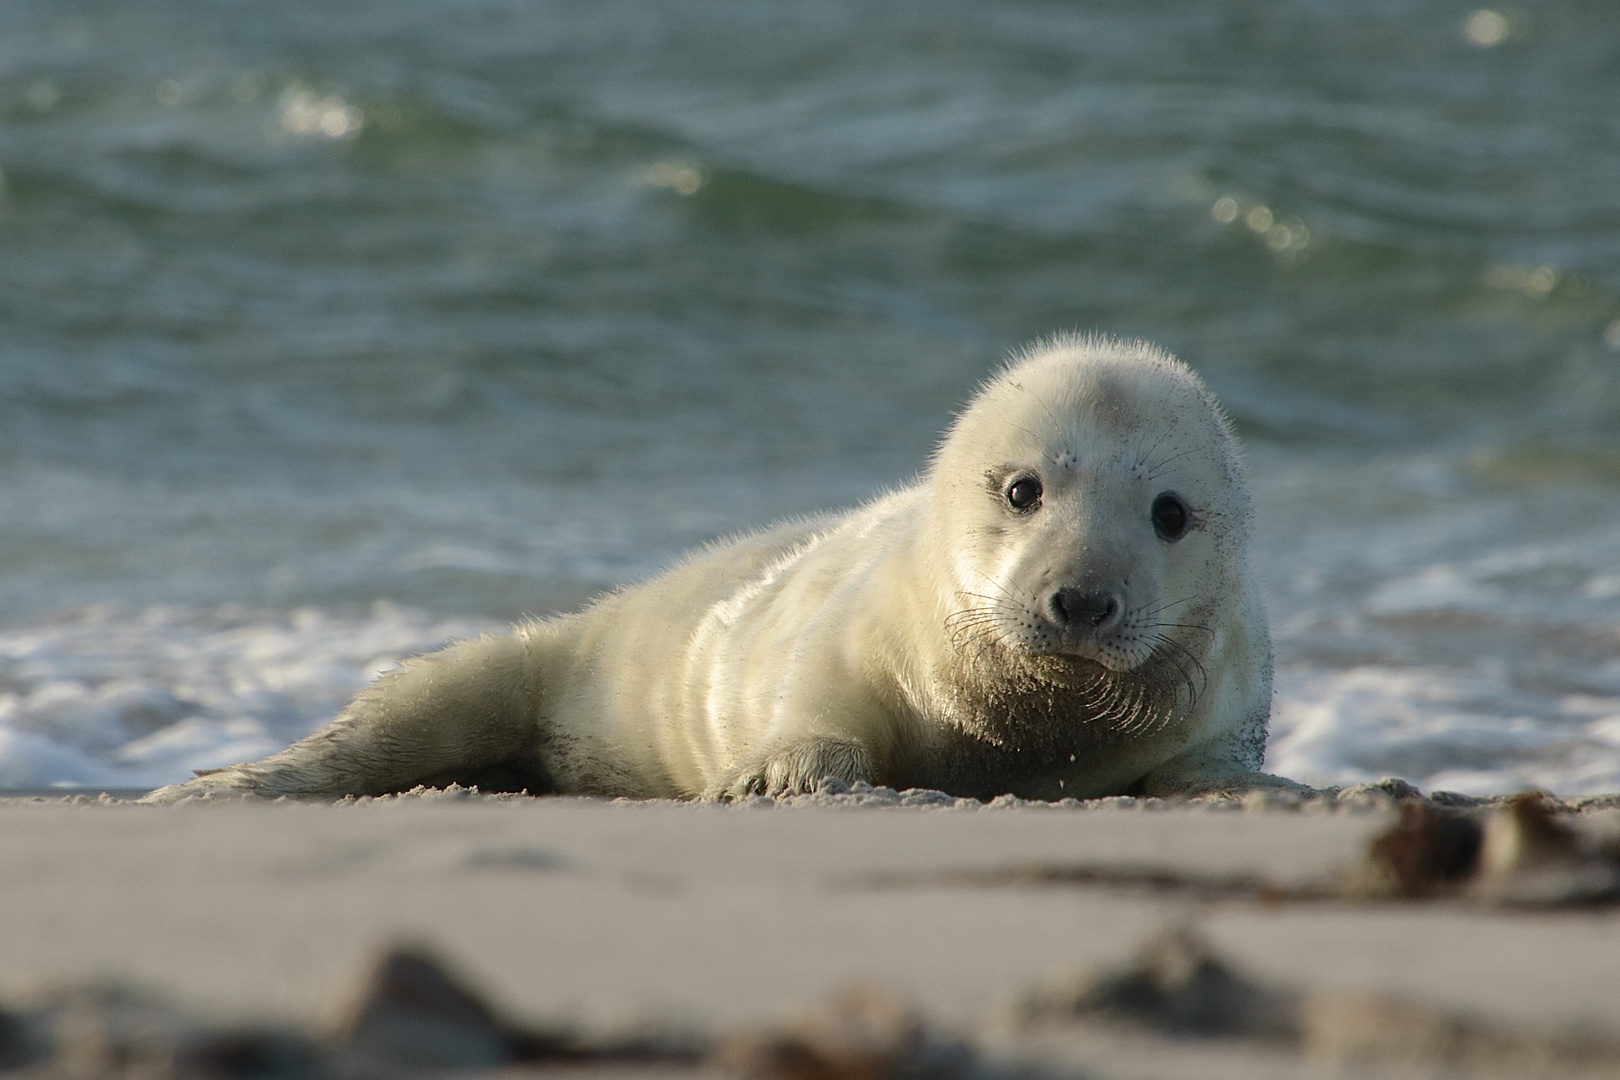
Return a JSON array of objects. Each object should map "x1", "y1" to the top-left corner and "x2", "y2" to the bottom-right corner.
[
  {"x1": 1298, "y1": 989, "x2": 1620, "y2": 1078},
  {"x1": 1469, "y1": 792, "x2": 1620, "y2": 905},
  {"x1": 332, "y1": 944, "x2": 707, "y2": 1071},
  {"x1": 864, "y1": 790, "x2": 1620, "y2": 909},
  {"x1": 710, "y1": 984, "x2": 943, "y2": 1080},
  {"x1": 1009, "y1": 925, "x2": 1296, "y2": 1040},
  {"x1": 5, "y1": 984, "x2": 316, "y2": 1080},
  {"x1": 0, "y1": 1009, "x2": 31, "y2": 1070},
  {"x1": 331, "y1": 945, "x2": 512, "y2": 1070},
  {"x1": 1348, "y1": 793, "x2": 1620, "y2": 906},
  {"x1": 710, "y1": 983, "x2": 991, "y2": 1080},
  {"x1": 1014, "y1": 924, "x2": 1620, "y2": 1078},
  {"x1": 1343, "y1": 796, "x2": 1484, "y2": 898}
]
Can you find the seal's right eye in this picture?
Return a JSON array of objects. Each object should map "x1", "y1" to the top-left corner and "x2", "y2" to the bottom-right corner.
[
  {"x1": 1006, "y1": 476, "x2": 1043, "y2": 511},
  {"x1": 1151, "y1": 491, "x2": 1190, "y2": 541}
]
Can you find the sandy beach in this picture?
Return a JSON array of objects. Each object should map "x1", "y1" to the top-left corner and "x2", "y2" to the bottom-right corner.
[{"x1": 4, "y1": 789, "x2": 1619, "y2": 1078}]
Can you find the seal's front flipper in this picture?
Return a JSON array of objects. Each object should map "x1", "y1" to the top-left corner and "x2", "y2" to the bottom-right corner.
[
  {"x1": 706, "y1": 738, "x2": 875, "y2": 801},
  {"x1": 1137, "y1": 763, "x2": 1316, "y2": 799},
  {"x1": 139, "y1": 630, "x2": 546, "y2": 803}
]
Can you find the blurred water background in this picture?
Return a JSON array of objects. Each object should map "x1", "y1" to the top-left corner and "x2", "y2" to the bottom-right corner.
[{"x1": 3, "y1": 0, "x2": 1619, "y2": 794}]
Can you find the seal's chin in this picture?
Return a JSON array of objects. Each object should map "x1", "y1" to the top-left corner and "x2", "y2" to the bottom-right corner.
[
  {"x1": 1018, "y1": 644, "x2": 1192, "y2": 724},
  {"x1": 1015, "y1": 647, "x2": 1119, "y2": 689},
  {"x1": 1032, "y1": 639, "x2": 1149, "y2": 675}
]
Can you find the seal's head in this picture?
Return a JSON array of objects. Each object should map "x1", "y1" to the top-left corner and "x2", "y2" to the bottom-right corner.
[{"x1": 927, "y1": 336, "x2": 1253, "y2": 692}]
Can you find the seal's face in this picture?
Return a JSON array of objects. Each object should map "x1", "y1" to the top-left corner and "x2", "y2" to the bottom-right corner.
[{"x1": 930, "y1": 340, "x2": 1250, "y2": 693}]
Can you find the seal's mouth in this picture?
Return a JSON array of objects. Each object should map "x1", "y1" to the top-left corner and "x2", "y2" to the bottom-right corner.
[
  {"x1": 1038, "y1": 632, "x2": 1157, "y2": 673},
  {"x1": 1019, "y1": 650, "x2": 1112, "y2": 688},
  {"x1": 947, "y1": 587, "x2": 1211, "y2": 712}
]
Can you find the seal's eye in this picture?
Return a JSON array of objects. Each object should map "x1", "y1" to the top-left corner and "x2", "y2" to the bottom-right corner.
[
  {"x1": 1006, "y1": 476, "x2": 1043, "y2": 511},
  {"x1": 1151, "y1": 492, "x2": 1190, "y2": 541}
]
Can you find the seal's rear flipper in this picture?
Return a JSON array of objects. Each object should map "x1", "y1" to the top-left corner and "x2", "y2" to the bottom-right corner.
[{"x1": 140, "y1": 629, "x2": 550, "y2": 804}]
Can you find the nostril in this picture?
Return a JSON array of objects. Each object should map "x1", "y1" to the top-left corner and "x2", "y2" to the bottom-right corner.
[{"x1": 1049, "y1": 589, "x2": 1121, "y2": 629}]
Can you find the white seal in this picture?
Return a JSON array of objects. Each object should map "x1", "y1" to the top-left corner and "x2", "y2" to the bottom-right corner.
[{"x1": 146, "y1": 336, "x2": 1296, "y2": 803}]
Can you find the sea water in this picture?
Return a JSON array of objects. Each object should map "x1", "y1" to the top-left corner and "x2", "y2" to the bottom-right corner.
[{"x1": 3, "y1": 0, "x2": 1620, "y2": 794}]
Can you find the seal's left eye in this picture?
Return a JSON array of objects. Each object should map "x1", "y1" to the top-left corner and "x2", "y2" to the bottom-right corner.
[
  {"x1": 1151, "y1": 492, "x2": 1190, "y2": 541},
  {"x1": 1006, "y1": 476, "x2": 1042, "y2": 511}
]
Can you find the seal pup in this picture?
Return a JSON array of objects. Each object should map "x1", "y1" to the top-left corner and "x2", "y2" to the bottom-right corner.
[{"x1": 145, "y1": 336, "x2": 1298, "y2": 803}]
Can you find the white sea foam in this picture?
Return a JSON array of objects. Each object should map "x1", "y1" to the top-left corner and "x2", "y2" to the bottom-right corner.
[
  {"x1": 1266, "y1": 667, "x2": 1620, "y2": 796},
  {"x1": 1258, "y1": 480, "x2": 1620, "y2": 797},
  {"x1": 0, "y1": 604, "x2": 488, "y2": 790}
]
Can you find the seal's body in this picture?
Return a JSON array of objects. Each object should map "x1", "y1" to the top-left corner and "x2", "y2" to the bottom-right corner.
[{"x1": 146, "y1": 337, "x2": 1293, "y2": 803}]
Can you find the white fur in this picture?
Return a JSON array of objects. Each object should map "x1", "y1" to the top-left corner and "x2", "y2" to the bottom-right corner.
[{"x1": 144, "y1": 337, "x2": 1298, "y2": 804}]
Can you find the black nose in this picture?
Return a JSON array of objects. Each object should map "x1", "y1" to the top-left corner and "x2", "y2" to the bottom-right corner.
[{"x1": 1048, "y1": 588, "x2": 1122, "y2": 630}]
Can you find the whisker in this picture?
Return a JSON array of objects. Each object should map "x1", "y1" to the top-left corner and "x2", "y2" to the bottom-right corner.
[
  {"x1": 1145, "y1": 445, "x2": 1200, "y2": 480},
  {"x1": 1151, "y1": 621, "x2": 1216, "y2": 637},
  {"x1": 944, "y1": 607, "x2": 1008, "y2": 624},
  {"x1": 1136, "y1": 431, "x2": 1169, "y2": 473},
  {"x1": 1137, "y1": 595, "x2": 1195, "y2": 620},
  {"x1": 966, "y1": 572, "x2": 1026, "y2": 605},
  {"x1": 1150, "y1": 643, "x2": 1199, "y2": 714},
  {"x1": 958, "y1": 591, "x2": 1020, "y2": 606},
  {"x1": 1156, "y1": 636, "x2": 1209, "y2": 709},
  {"x1": 1000, "y1": 419, "x2": 1061, "y2": 463},
  {"x1": 1025, "y1": 392, "x2": 1074, "y2": 462}
]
